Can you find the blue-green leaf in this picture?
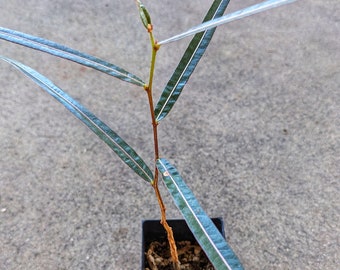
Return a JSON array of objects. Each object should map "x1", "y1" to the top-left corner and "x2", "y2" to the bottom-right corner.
[
  {"x1": 156, "y1": 158, "x2": 243, "y2": 270},
  {"x1": 154, "y1": 0, "x2": 230, "y2": 122},
  {"x1": 0, "y1": 27, "x2": 145, "y2": 87},
  {"x1": 1, "y1": 55, "x2": 153, "y2": 183},
  {"x1": 137, "y1": 0, "x2": 152, "y2": 30},
  {"x1": 159, "y1": 0, "x2": 297, "y2": 45}
]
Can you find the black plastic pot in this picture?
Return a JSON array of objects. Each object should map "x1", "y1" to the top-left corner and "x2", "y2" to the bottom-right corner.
[{"x1": 141, "y1": 217, "x2": 225, "y2": 269}]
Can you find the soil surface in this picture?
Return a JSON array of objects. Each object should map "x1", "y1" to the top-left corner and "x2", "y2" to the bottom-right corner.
[{"x1": 146, "y1": 241, "x2": 214, "y2": 270}]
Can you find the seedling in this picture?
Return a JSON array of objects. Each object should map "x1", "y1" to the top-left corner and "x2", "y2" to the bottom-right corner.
[{"x1": 0, "y1": 0, "x2": 296, "y2": 269}]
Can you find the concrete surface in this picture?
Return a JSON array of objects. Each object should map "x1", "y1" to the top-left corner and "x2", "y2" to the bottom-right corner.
[{"x1": 0, "y1": 0, "x2": 339, "y2": 269}]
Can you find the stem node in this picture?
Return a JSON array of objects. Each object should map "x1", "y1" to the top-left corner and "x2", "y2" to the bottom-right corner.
[{"x1": 147, "y1": 24, "x2": 153, "y2": 33}]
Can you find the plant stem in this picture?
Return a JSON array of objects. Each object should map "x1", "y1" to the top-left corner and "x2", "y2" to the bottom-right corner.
[{"x1": 145, "y1": 26, "x2": 180, "y2": 270}]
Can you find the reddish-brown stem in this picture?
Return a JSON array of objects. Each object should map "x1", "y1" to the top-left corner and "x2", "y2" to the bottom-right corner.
[
  {"x1": 153, "y1": 183, "x2": 180, "y2": 270},
  {"x1": 145, "y1": 85, "x2": 159, "y2": 182},
  {"x1": 145, "y1": 83, "x2": 180, "y2": 269},
  {"x1": 145, "y1": 28, "x2": 180, "y2": 270}
]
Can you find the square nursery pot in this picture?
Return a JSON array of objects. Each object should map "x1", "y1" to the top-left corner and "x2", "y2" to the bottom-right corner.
[{"x1": 141, "y1": 217, "x2": 225, "y2": 270}]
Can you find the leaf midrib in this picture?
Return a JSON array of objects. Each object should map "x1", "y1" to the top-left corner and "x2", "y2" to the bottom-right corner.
[
  {"x1": 158, "y1": 159, "x2": 232, "y2": 270},
  {"x1": 4, "y1": 57, "x2": 153, "y2": 183},
  {"x1": 0, "y1": 29, "x2": 144, "y2": 86}
]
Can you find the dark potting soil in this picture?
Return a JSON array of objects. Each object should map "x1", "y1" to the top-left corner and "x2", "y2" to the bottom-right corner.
[{"x1": 145, "y1": 240, "x2": 214, "y2": 270}]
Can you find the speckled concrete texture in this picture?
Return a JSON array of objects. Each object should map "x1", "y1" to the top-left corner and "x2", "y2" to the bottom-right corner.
[{"x1": 0, "y1": 1, "x2": 339, "y2": 269}]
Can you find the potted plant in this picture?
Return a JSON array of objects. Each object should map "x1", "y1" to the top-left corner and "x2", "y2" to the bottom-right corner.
[
  {"x1": 142, "y1": 218, "x2": 226, "y2": 270},
  {"x1": 0, "y1": 0, "x2": 297, "y2": 269}
]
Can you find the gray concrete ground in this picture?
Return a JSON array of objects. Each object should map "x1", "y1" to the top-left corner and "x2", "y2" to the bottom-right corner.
[{"x1": 0, "y1": 0, "x2": 339, "y2": 269}]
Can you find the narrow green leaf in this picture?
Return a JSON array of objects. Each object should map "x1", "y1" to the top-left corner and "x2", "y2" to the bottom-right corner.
[
  {"x1": 0, "y1": 27, "x2": 145, "y2": 87},
  {"x1": 157, "y1": 158, "x2": 243, "y2": 270},
  {"x1": 154, "y1": 0, "x2": 230, "y2": 122},
  {"x1": 1, "y1": 55, "x2": 153, "y2": 183},
  {"x1": 158, "y1": 0, "x2": 297, "y2": 45},
  {"x1": 137, "y1": 0, "x2": 152, "y2": 30}
]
